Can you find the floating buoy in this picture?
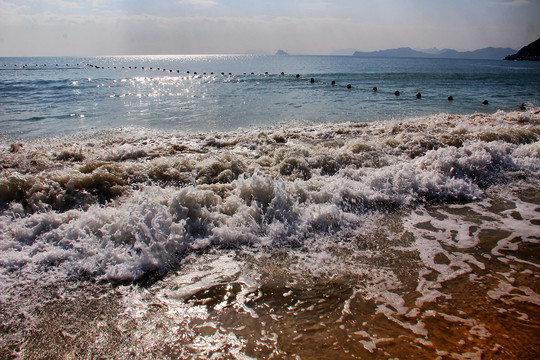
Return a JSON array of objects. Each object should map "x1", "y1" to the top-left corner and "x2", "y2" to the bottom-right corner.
[{"x1": 395, "y1": 91, "x2": 400, "y2": 96}]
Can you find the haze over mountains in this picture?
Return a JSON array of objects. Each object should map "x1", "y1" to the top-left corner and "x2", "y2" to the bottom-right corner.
[
  {"x1": 327, "y1": 47, "x2": 516, "y2": 60},
  {"x1": 350, "y1": 47, "x2": 516, "y2": 60},
  {"x1": 249, "y1": 46, "x2": 522, "y2": 60}
]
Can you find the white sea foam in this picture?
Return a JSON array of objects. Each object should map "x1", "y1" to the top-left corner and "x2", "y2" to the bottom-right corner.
[
  {"x1": 1, "y1": 110, "x2": 539, "y2": 358},
  {"x1": 1, "y1": 110, "x2": 539, "y2": 287}
]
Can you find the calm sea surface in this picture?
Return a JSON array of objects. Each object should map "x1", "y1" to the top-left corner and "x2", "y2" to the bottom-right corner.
[
  {"x1": 1, "y1": 55, "x2": 539, "y2": 359},
  {"x1": 1, "y1": 55, "x2": 539, "y2": 138}
]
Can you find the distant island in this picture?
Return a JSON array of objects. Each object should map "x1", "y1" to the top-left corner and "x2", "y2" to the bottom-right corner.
[
  {"x1": 352, "y1": 46, "x2": 516, "y2": 60},
  {"x1": 504, "y1": 37, "x2": 540, "y2": 61},
  {"x1": 275, "y1": 49, "x2": 289, "y2": 56}
]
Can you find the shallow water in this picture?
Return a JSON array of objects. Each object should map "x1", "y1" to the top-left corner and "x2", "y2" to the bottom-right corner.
[{"x1": 1, "y1": 109, "x2": 539, "y2": 359}]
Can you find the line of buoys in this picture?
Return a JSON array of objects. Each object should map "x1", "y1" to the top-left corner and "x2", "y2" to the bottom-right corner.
[
  {"x1": 86, "y1": 63, "x2": 286, "y2": 79},
  {"x1": 80, "y1": 64, "x2": 496, "y2": 105},
  {"x1": 1, "y1": 63, "x2": 82, "y2": 70}
]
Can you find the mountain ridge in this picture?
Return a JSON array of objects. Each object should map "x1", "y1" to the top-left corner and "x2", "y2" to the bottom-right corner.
[{"x1": 351, "y1": 46, "x2": 516, "y2": 60}]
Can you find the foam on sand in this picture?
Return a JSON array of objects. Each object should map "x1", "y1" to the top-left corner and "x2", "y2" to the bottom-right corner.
[{"x1": 1, "y1": 109, "x2": 539, "y2": 359}]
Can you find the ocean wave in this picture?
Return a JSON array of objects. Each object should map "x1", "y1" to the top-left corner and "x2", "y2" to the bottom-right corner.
[
  {"x1": 1, "y1": 109, "x2": 539, "y2": 359},
  {"x1": 0, "y1": 109, "x2": 539, "y2": 286}
]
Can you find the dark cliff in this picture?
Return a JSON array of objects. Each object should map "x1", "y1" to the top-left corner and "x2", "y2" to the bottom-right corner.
[{"x1": 505, "y1": 37, "x2": 540, "y2": 61}]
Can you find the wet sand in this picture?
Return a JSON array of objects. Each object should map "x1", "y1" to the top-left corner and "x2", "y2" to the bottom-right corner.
[{"x1": 1, "y1": 110, "x2": 539, "y2": 359}]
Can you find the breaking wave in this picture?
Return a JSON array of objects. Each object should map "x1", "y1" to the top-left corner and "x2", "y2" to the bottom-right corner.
[
  {"x1": 1, "y1": 109, "x2": 540, "y2": 359},
  {"x1": 1, "y1": 109, "x2": 538, "y2": 285}
]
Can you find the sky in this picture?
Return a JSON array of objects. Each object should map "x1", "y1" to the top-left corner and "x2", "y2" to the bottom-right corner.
[{"x1": 0, "y1": 0, "x2": 539, "y2": 56}]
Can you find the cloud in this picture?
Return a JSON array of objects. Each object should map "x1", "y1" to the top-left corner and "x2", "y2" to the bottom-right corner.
[
  {"x1": 303, "y1": 1, "x2": 332, "y2": 12},
  {"x1": 1, "y1": 0, "x2": 537, "y2": 56},
  {"x1": 178, "y1": 0, "x2": 218, "y2": 7},
  {"x1": 496, "y1": 0, "x2": 532, "y2": 6}
]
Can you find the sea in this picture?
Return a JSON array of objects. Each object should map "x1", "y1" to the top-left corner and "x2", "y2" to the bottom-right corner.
[{"x1": 0, "y1": 55, "x2": 539, "y2": 359}]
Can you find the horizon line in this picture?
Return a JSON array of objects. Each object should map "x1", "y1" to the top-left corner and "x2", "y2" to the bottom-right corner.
[{"x1": 0, "y1": 45, "x2": 519, "y2": 59}]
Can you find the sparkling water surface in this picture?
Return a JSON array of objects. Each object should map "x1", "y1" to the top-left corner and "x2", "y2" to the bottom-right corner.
[{"x1": 1, "y1": 55, "x2": 539, "y2": 138}]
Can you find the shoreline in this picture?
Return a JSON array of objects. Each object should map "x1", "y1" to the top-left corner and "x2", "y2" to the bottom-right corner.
[
  {"x1": 3, "y1": 106, "x2": 538, "y2": 144},
  {"x1": 1, "y1": 108, "x2": 539, "y2": 359}
]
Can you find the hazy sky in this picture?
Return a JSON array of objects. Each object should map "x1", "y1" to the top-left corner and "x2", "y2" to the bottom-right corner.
[{"x1": 1, "y1": 0, "x2": 539, "y2": 56}]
